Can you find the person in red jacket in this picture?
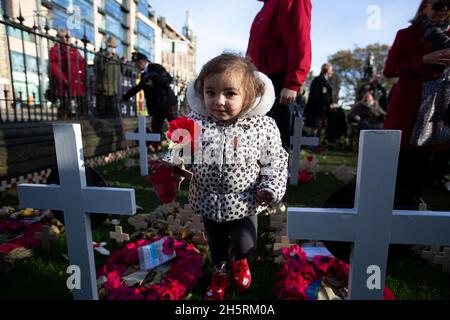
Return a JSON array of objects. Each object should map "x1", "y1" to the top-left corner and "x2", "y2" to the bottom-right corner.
[
  {"x1": 49, "y1": 28, "x2": 86, "y2": 119},
  {"x1": 247, "y1": 0, "x2": 312, "y2": 151},
  {"x1": 384, "y1": 0, "x2": 450, "y2": 205}
]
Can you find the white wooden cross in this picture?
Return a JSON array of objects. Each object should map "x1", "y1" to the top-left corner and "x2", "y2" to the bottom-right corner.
[
  {"x1": 128, "y1": 216, "x2": 148, "y2": 230},
  {"x1": 273, "y1": 236, "x2": 293, "y2": 252},
  {"x1": 287, "y1": 130, "x2": 450, "y2": 299},
  {"x1": 17, "y1": 124, "x2": 136, "y2": 300},
  {"x1": 125, "y1": 116, "x2": 160, "y2": 176},
  {"x1": 109, "y1": 226, "x2": 130, "y2": 244},
  {"x1": 434, "y1": 248, "x2": 450, "y2": 273},
  {"x1": 289, "y1": 116, "x2": 319, "y2": 186}
]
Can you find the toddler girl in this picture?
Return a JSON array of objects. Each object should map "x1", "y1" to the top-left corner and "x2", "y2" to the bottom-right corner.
[{"x1": 172, "y1": 53, "x2": 288, "y2": 299}]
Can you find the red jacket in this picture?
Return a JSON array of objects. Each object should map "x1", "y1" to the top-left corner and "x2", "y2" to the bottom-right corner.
[
  {"x1": 50, "y1": 44, "x2": 86, "y2": 97},
  {"x1": 383, "y1": 24, "x2": 448, "y2": 149},
  {"x1": 247, "y1": 0, "x2": 312, "y2": 91}
]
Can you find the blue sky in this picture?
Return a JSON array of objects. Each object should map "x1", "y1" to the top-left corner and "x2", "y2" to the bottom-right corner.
[{"x1": 150, "y1": 0, "x2": 420, "y2": 75}]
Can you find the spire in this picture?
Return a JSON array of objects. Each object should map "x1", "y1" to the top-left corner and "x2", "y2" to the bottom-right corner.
[
  {"x1": 18, "y1": 2, "x2": 24, "y2": 24},
  {"x1": 182, "y1": 10, "x2": 194, "y2": 41}
]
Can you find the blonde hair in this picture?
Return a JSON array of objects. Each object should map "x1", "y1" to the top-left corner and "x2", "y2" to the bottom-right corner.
[
  {"x1": 57, "y1": 28, "x2": 70, "y2": 38},
  {"x1": 410, "y1": 0, "x2": 450, "y2": 24},
  {"x1": 195, "y1": 53, "x2": 265, "y2": 113}
]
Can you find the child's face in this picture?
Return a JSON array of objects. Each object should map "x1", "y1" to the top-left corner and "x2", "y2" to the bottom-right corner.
[{"x1": 203, "y1": 72, "x2": 245, "y2": 121}]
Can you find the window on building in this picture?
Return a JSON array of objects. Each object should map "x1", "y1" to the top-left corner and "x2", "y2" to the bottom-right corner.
[
  {"x1": 135, "y1": 18, "x2": 154, "y2": 61},
  {"x1": 52, "y1": 0, "x2": 70, "y2": 8},
  {"x1": 71, "y1": 23, "x2": 95, "y2": 44},
  {"x1": 7, "y1": 26, "x2": 33, "y2": 42},
  {"x1": 137, "y1": 19, "x2": 153, "y2": 35},
  {"x1": 162, "y1": 39, "x2": 188, "y2": 53},
  {"x1": 105, "y1": 0, "x2": 124, "y2": 21},
  {"x1": 78, "y1": 0, "x2": 94, "y2": 23},
  {"x1": 11, "y1": 51, "x2": 43, "y2": 102},
  {"x1": 11, "y1": 51, "x2": 25, "y2": 73},
  {"x1": 51, "y1": 1, "x2": 95, "y2": 44},
  {"x1": 135, "y1": 34, "x2": 152, "y2": 61},
  {"x1": 105, "y1": 15, "x2": 122, "y2": 38},
  {"x1": 137, "y1": 0, "x2": 150, "y2": 17}
]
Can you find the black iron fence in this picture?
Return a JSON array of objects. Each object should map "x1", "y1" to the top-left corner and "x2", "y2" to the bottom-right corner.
[{"x1": 0, "y1": 10, "x2": 142, "y2": 123}]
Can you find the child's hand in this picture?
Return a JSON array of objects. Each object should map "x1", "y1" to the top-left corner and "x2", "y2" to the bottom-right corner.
[{"x1": 255, "y1": 189, "x2": 274, "y2": 206}]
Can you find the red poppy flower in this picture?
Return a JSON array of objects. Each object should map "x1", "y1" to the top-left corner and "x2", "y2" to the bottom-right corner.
[
  {"x1": 274, "y1": 263, "x2": 291, "y2": 281},
  {"x1": 167, "y1": 117, "x2": 201, "y2": 152},
  {"x1": 104, "y1": 271, "x2": 122, "y2": 291},
  {"x1": 157, "y1": 280, "x2": 187, "y2": 300},
  {"x1": 172, "y1": 271, "x2": 197, "y2": 290},
  {"x1": 0, "y1": 242, "x2": 23, "y2": 255},
  {"x1": 383, "y1": 287, "x2": 396, "y2": 300},
  {"x1": 274, "y1": 273, "x2": 309, "y2": 300},
  {"x1": 162, "y1": 237, "x2": 185, "y2": 256},
  {"x1": 276, "y1": 286, "x2": 309, "y2": 300},
  {"x1": 0, "y1": 221, "x2": 44, "y2": 256},
  {"x1": 0, "y1": 220, "x2": 25, "y2": 233},
  {"x1": 148, "y1": 163, "x2": 176, "y2": 204},
  {"x1": 162, "y1": 237, "x2": 175, "y2": 255},
  {"x1": 107, "y1": 284, "x2": 144, "y2": 300},
  {"x1": 143, "y1": 286, "x2": 161, "y2": 300},
  {"x1": 298, "y1": 170, "x2": 314, "y2": 184},
  {"x1": 326, "y1": 260, "x2": 349, "y2": 283},
  {"x1": 281, "y1": 245, "x2": 308, "y2": 271},
  {"x1": 312, "y1": 255, "x2": 336, "y2": 275}
]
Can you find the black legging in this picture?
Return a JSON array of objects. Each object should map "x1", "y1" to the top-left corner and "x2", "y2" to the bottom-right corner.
[{"x1": 203, "y1": 215, "x2": 258, "y2": 268}]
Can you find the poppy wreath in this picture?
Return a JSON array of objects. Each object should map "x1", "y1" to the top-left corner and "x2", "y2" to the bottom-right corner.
[
  {"x1": 0, "y1": 219, "x2": 44, "y2": 256},
  {"x1": 273, "y1": 244, "x2": 396, "y2": 300},
  {"x1": 97, "y1": 236, "x2": 204, "y2": 300}
]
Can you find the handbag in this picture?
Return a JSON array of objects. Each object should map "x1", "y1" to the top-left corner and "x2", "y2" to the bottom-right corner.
[{"x1": 410, "y1": 67, "x2": 450, "y2": 147}]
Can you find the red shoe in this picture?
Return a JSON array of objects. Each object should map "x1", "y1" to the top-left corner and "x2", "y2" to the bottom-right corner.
[
  {"x1": 230, "y1": 258, "x2": 252, "y2": 291},
  {"x1": 205, "y1": 272, "x2": 230, "y2": 300}
]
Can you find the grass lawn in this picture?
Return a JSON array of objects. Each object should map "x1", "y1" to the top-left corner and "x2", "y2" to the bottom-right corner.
[{"x1": 1, "y1": 148, "x2": 449, "y2": 300}]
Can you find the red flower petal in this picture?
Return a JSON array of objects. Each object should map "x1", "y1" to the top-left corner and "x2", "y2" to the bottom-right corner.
[{"x1": 149, "y1": 164, "x2": 176, "y2": 204}]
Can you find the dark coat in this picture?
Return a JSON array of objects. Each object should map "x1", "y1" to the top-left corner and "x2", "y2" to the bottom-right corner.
[
  {"x1": 304, "y1": 74, "x2": 332, "y2": 127},
  {"x1": 326, "y1": 107, "x2": 347, "y2": 142},
  {"x1": 348, "y1": 101, "x2": 386, "y2": 129},
  {"x1": 383, "y1": 24, "x2": 449, "y2": 149},
  {"x1": 123, "y1": 63, "x2": 177, "y2": 116},
  {"x1": 357, "y1": 82, "x2": 388, "y2": 110}
]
